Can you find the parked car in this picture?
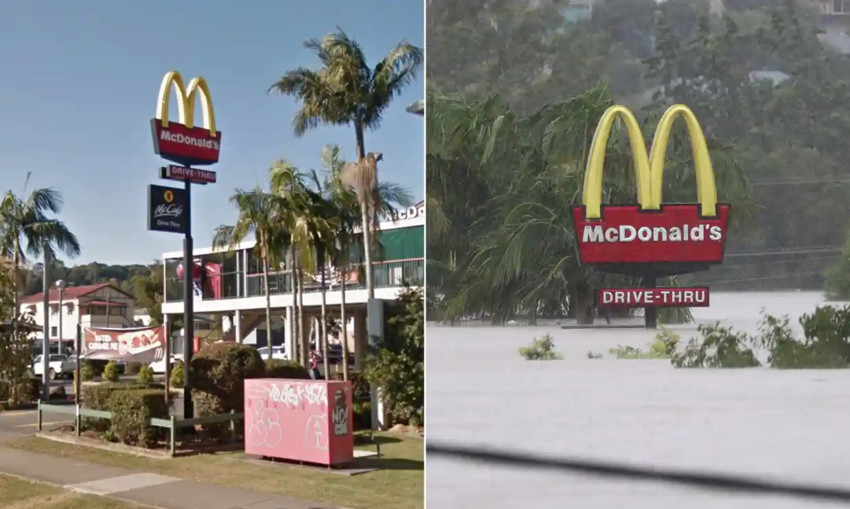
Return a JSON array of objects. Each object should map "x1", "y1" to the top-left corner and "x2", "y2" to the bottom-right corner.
[
  {"x1": 32, "y1": 354, "x2": 75, "y2": 380},
  {"x1": 256, "y1": 345, "x2": 287, "y2": 360},
  {"x1": 148, "y1": 354, "x2": 184, "y2": 375}
]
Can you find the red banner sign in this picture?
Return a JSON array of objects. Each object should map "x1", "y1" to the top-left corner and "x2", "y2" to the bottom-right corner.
[
  {"x1": 81, "y1": 326, "x2": 167, "y2": 363},
  {"x1": 572, "y1": 204, "x2": 730, "y2": 265},
  {"x1": 598, "y1": 287, "x2": 710, "y2": 308}
]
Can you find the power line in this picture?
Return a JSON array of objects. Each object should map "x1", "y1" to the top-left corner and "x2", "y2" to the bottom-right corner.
[
  {"x1": 725, "y1": 246, "x2": 842, "y2": 258},
  {"x1": 721, "y1": 254, "x2": 838, "y2": 269},
  {"x1": 428, "y1": 442, "x2": 850, "y2": 504},
  {"x1": 702, "y1": 271, "x2": 826, "y2": 285},
  {"x1": 750, "y1": 177, "x2": 850, "y2": 186}
]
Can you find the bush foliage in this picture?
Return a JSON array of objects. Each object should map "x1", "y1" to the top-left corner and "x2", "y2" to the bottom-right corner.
[
  {"x1": 519, "y1": 334, "x2": 562, "y2": 360},
  {"x1": 137, "y1": 364, "x2": 154, "y2": 384},
  {"x1": 170, "y1": 361, "x2": 184, "y2": 388},
  {"x1": 265, "y1": 359, "x2": 310, "y2": 379},
  {"x1": 190, "y1": 343, "x2": 264, "y2": 439},
  {"x1": 671, "y1": 306, "x2": 850, "y2": 369},
  {"x1": 365, "y1": 287, "x2": 425, "y2": 427},
  {"x1": 107, "y1": 388, "x2": 168, "y2": 447},
  {"x1": 103, "y1": 361, "x2": 120, "y2": 382}
]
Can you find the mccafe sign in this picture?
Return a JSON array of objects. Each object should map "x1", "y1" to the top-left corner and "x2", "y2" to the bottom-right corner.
[{"x1": 147, "y1": 184, "x2": 188, "y2": 234}]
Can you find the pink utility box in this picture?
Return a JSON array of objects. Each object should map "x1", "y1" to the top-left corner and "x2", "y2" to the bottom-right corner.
[{"x1": 243, "y1": 378, "x2": 354, "y2": 466}]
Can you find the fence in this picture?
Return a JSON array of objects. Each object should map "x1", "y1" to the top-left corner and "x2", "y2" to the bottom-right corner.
[{"x1": 37, "y1": 402, "x2": 244, "y2": 457}]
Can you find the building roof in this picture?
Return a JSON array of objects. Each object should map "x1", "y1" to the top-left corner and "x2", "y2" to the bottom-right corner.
[
  {"x1": 20, "y1": 283, "x2": 133, "y2": 304},
  {"x1": 406, "y1": 100, "x2": 424, "y2": 115}
]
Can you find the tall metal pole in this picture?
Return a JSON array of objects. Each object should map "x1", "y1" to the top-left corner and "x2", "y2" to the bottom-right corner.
[
  {"x1": 644, "y1": 275, "x2": 658, "y2": 330},
  {"x1": 41, "y1": 246, "x2": 51, "y2": 401},
  {"x1": 74, "y1": 324, "x2": 81, "y2": 407},
  {"x1": 182, "y1": 178, "x2": 194, "y2": 419}
]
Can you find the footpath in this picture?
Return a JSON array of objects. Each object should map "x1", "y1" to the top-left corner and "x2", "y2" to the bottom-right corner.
[{"x1": 0, "y1": 444, "x2": 346, "y2": 509}]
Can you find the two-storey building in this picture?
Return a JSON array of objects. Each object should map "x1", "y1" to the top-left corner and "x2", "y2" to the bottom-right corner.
[
  {"x1": 20, "y1": 283, "x2": 136, "y2": 353},
  {"x1": 160, "y1": 201, "x2": 425, "y2": 370}
]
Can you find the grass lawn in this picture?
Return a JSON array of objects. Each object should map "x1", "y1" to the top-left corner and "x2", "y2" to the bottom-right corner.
[
  {"x1": 9, "y1": 432, "x2": 424, "y2": 509},
  {"x1": 0, "y1": 474, "x2": 141, "y2": 509}
]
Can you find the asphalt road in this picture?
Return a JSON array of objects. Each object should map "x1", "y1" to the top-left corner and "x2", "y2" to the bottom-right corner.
[{"x1": 0, "y1": 374, "x2": 173, "y2": 443}]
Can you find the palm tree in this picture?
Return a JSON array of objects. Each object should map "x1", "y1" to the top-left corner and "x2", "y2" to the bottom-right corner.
[
  {"x1": 269, "y1": 161, "x2": 315, "y2": 367},
  {"x1": 213, "y1": 188, "x2": 287, "y2": 361},
  {"x1": 319, "y1": 145, "x2": 412, "y2": 377},
  {"x1": 269, "y1": 29, "x2": 423, "y2": 160},
  {"x1": 343, "y1": 153, "x2": 381, "y2": 301},
  {"x1": 0, "y1": 179, "x2": 80, "y2": 338}
]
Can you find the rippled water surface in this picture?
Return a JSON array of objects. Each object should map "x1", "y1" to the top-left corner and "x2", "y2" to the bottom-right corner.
[{"x1": 426, "y1": 292, "x2": 850, "y2": 509}]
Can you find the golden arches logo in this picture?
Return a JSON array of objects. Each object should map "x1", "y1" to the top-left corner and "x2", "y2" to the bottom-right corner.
[
  {"x1": 163, "y1": 190, "x2": 174, "y2": 203},
  {"x1": 581, "y1": 104, "x2": 717, "y2": 219},
  {"x1": 155, "y1": 70, "x2": 218, "y2": 137}
]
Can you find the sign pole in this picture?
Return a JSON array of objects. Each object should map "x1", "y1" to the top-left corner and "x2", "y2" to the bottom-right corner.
[
  {"x1": 74, "y1": 324, "x2": 81, "y2": 407},
  {"x1": 644, "y1": 275, "x2": 657, "y2": 330},
  {"x1": 41, "y1": 245, "x2": 51, "y2": 401},
  {"x1": 182, "y1": 177, "x2": 194, "y2": 419}
]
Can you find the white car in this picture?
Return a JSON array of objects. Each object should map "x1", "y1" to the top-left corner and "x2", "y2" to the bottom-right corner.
[
  {"x1": 32, "y1": 354, "x2": 75, "y2": 380},
  {"x1": 256, "y1": 346, "x2": 287, "y2": 360},
  {"x1": 148, "y1": 354, "x2": 184, "y2": 374}
]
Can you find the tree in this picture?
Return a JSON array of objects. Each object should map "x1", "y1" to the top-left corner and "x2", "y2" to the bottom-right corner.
[
  {"x1": 365, "y1": 286, "x2": 424, "y2": 427},
  {"x1": 213, "y1": 189, "x2": 288, "y2": 361},
  {"x1": 0, "y1": 259, "x2": 34, "y2": 406},
  {"x1": 269, "y1": 29, "x2": 423, "y2": 160},
  {"x1": 130, "y1": 261, "x2": 164, "y2": 325},
  {"x1": 0, "y1": 180, "x2": 80, "y2": 339},
  {"x1": 269, "y1": 161, "x2": 315, "y2": 367}
]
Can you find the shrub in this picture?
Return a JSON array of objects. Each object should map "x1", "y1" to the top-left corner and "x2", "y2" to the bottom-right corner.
[
  {"x1": 265, "y1": 359, "x2": 310, "y2": 379},
  {"x1": 103, "y1": 361, "x2": 119, "y2": 382},
  {"x1": 170, "y1": 361, "x2": 184, "y2": 388},
  {"x1": 190, "y1": 343, "x2": 264, "y2": 440},
  {"x1": 519, "y1": 334, "x2": 562, "y2": 360},
  {"x1": 82, "y1": 382, "x2": 163, "y2": 432},
  {"x1": 107, "y1": 388, "x2": 169, "y2": 447},
  {"x1": 586, "y1": 351, "x2": 603, "y2": 359},
  {"x1": 137, "y1": 365, "x2": 154, "y2": 384},
  {"x1": 365, "y1": 287, "x2": 425, "y2": 427},
  {"x1": 81, "y1": 361, "x2": 94, "y2": 381},
  {"x1": 671, "y1": 323, "x2": 760, "y2": 368},
  {"x1": 0, "y1": 380, "x2": 9, "y2": 405},
  {"x1": 123, "y1": 362, "x2": 142, "y2": 375},
  {"x1": 352, "y1": 401, "x2": 372, "y2": 431}
]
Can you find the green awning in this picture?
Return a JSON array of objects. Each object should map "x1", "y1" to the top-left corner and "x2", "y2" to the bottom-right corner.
[{"x1": 378, "y1": 226, "x2": 424, "y2": 261}]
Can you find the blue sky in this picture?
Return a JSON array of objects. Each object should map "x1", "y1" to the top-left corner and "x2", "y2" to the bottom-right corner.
[{"x1": 0, "y1": 0, "x2": 424, "y2": 266}]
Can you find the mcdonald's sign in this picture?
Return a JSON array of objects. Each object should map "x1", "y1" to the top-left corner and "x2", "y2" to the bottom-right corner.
[
  {"x1": 572, "y1": 104, "x2": 731, "y2": 276},
  {"x1": 150, "y1": 71, "x2": 221, "y2": 166}
]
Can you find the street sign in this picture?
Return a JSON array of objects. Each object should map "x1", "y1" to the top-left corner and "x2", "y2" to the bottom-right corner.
[
  {"x1": 147, "y1": 184, "x2": 188, "y2": 234},
  {"x1": 160, "y1": 165, "x2": 217, "y2": 185}
]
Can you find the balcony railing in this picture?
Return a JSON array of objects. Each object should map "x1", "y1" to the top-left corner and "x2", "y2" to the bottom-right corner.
[{"x1": 164, "y1": 258, "x2": 423, "y2": 303}]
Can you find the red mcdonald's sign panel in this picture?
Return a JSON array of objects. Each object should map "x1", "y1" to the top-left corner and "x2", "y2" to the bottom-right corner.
[{"x1": 572, "y1": 104, "x2": 730, "y2": 274}]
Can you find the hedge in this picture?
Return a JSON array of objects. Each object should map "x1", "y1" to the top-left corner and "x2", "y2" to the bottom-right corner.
[
  {"x1": 107, "y1": 388, "x2": 169, "y2": 447},
  {"x1": 264, "y1": 359, "x2": 310, "y2": 379},
  {"x1": 82, "y1": 382, "x2": 163, "y2": 432},
  {"x1": 190, "y1": 343, "x2": 264, "y2": 440}
]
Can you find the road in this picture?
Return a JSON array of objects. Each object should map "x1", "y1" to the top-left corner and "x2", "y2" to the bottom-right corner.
[{"x1": 0, "y1": 374, "x2": 173, "y2": 443}]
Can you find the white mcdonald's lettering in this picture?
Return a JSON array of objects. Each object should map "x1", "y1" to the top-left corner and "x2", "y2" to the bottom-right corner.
[
  {"x1": 581, "y1": 224, "x2": 723, "y2": 243},
  {"x1": 160, "y1": 130, "x2": 220, "y2": 150}
]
